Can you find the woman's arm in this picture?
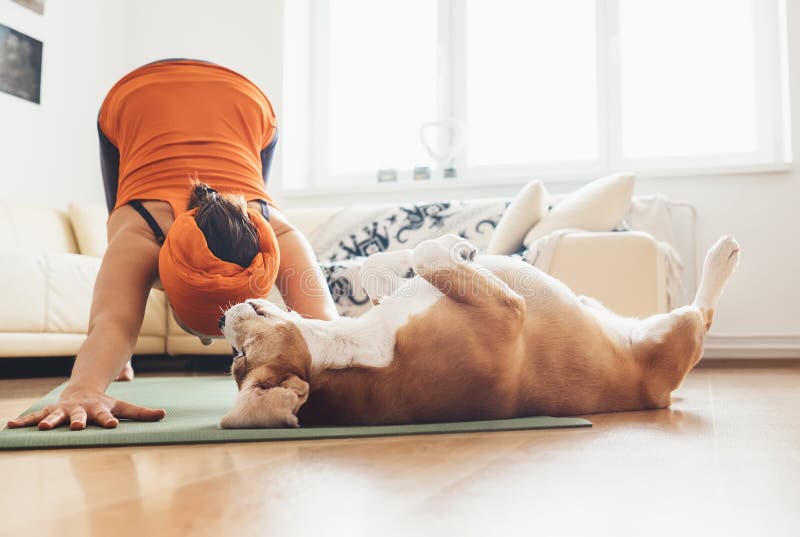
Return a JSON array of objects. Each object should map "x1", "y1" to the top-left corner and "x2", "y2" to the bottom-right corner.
[
  {"x1": 7, "y1": 208, "x2": 166, "y2": 430},
  {"x1": 69, "y1": 212, "x2": 162, "y2": 391},
  {"x1": 268, "y1": 207, "x2": 338, "y2": 321}
]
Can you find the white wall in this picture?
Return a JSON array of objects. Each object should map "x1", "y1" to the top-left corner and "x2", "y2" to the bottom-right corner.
[
  {"x1": 119, "y1": 0, "x2": 284, "y2": 148},
  {"x1": 0, "y1": 0, "x2": 796, "y2": 354},
  {"x1": 0, "y1": 0, "x2": 284, "y2": 208},
  {"x1": 0, "y1": 0, "x2": 127, "y2": 207}
]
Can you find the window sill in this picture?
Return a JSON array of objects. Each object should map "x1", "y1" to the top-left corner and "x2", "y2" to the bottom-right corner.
[{"x1": 278, "y1": 161, "x2": 793, "y2": 202}]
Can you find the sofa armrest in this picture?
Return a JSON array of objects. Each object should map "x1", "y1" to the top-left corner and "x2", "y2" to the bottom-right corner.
[
  {"x1": 0, "y1": 250, "x2": 167, "y2": 357},
  {"x1": 0, "y1": 251, "x2": 99, "y2": 333},
  {"x1": 547, "y1": 231, "x2": 667, "y2": 318}
]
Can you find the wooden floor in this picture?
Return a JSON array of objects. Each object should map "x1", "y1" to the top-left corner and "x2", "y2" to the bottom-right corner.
[{"x1": 1, "y1": 363, "x2": 798, "y2": 537}]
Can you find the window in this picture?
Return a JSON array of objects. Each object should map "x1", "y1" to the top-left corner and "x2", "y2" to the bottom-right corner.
[
  {"x1": 465, "y1": 1, "x2": 597, "y2": 168},
  {"x1": 284, "y1": 0, "x2": 789, "y2": 190},
  {"x1": 325, "y1": 0, "x2": 438, "y2": 176},
  {"x1": 619, "y1": 0, "x2": 761, "y2": 161}
]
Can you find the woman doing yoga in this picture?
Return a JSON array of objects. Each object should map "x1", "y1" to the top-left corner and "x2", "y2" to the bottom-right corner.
[{"x1": 7, "y1": 59, "x2": 337, "y2": 431}]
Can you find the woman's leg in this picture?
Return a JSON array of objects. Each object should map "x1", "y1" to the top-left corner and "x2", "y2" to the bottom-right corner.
[
  {"x1": 98, "y1": 121, "x2": 121, "y2": 213},
  {"x1": 268, "y1": 206, "x2": 338, "y2": 320}
]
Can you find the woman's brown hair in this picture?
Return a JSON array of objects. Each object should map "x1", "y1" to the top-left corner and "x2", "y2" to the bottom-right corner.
[{"x1": 188, "y1": 181, "x2": 259, "y2": 268}]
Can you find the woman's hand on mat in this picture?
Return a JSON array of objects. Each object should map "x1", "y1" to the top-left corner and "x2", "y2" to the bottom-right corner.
[{"x1": 6, "y1": 387, "x2": 166, "y2": 431}]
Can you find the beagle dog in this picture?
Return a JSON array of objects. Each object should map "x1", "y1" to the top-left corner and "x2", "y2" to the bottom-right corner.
[{"x1": 218, "y1": 234, "x2": 739, "y2": 428}]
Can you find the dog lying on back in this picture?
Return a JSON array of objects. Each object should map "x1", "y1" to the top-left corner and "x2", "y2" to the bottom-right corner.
[{"x1": 218, "y1": 234, "x2": 739, "y2": 428}]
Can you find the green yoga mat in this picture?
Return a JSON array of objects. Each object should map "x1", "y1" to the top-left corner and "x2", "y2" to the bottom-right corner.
[{"x1": 0, "y1": 376, "x2": 591, "y2": 450}]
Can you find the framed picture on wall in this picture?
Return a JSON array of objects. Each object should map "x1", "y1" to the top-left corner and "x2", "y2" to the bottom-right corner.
[
  {"x1": 11, "y1": 0, "x2": 44, "y2": 15},
  {"x1": 0, "y1": 23, "x2": 43, "y2": 104}
]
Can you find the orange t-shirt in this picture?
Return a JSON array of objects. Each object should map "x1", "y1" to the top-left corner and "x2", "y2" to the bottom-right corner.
[{"x1": 98, "y1": 60, "x2": 276, "y2": 217}]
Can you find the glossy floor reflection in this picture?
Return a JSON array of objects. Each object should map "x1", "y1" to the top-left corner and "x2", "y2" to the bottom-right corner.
[{"x1": 1, "y1": 363, "x2": 798, "y2": 537}]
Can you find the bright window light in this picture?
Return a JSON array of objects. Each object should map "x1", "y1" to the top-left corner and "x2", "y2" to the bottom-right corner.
[
  {"x1": 326, "y1": 0, "x2": 438, "y2": 176},
  {"x1": 466, "y1": 0, "x2": 597, "y2": 167},
  {"x1": 619, "y1": 0, "x2": 757, "y2": 159},
  {"x1": 295, "y1": 0, "x2": 788, "y2": 189}
]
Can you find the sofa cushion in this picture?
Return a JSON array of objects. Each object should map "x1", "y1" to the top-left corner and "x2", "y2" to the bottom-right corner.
[
  {"x1": 0, "y1": 201, "x2": 79, "y2": 254},
  {"x1": 282, "y1": 207, "x2": 345, "y2": 237},
  {"x1": 68, "y1": 202, "x2": 108, "y2": 257},
  {"x1": 140, "y1": 289, "x2": 168, "y2": 338},
  {"x1": 545, "y1": 231, "x2": 667, "y2": 317},
  {"x1": 0, "y1": 249, "x2": 166, "y2": 337},
  {"x1": 0, "y1": 251, "x2": 98, "y2": 333},
  {"x1": 523, "y1": 172, "x2": 635, "y2": 247},
  {"x1": 319, "y1": 258, "x2": 373, "y2": 317},
  {"x1": 0, "y1": 251, "x2": 48, "y2": 331},
  {"x1": 0, "y1": 334, "x2": 165, "y2": 357}
]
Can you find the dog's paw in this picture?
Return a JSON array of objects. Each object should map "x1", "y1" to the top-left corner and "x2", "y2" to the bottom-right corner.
[
  {"x1": 245, "y1": 298, "x2": 279, "y2": 317},
  {"x1": 436, "y1": 234, "x2": 478, "y2": 262},
  {"x1": 363, "y1": 250, "x2": 414, "y2": 274},
  {"x1": 695, "y1": 236, "x2": 740, "y2": 310},
  {"x1": 412, "y1": 234, "x2": 477, "y2": 273},
  {"x1": 704, "y1": 235, "x2": 740, "y2": 275},
  {"x1": 360, "y1": 250, "x2": 415, "y2": 300},
  {"x1": 220, "y1": 385, "x2": 300, "y2": 429}
]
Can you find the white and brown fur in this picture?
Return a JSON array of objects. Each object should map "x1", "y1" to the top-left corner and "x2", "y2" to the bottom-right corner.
[{"x1": 219, "y1": 234, "x2": 740, "y2": 428}]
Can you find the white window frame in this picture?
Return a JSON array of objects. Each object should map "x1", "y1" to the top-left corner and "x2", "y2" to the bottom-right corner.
[{"x1": 287, "y1": 0, "x2": 790, "y2": 193}]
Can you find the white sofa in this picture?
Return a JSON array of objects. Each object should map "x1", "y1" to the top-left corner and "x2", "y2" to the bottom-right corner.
[{"x1": 0, "y1": 199, "x2": 669, "y2": 359}]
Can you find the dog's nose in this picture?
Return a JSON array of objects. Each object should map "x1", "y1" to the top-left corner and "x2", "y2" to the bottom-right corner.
[{"x1": 218, "y1": 314, "x2": 226, "y2": 330}]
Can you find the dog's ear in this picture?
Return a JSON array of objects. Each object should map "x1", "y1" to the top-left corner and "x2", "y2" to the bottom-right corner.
[{"x1": 220, "y1": 384, "x2": 300, "y2": 428}]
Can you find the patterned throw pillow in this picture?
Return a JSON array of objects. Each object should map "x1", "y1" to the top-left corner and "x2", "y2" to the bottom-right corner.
[
  {"x1": 311, "y1": 200, "x2": 508, "y2": 263},
  {"x1": 312, "y1": 200, "x2": 508, "y2": 316},
  {"x1": 318, "y1": 258, "x2": 372, "y2": 317}
]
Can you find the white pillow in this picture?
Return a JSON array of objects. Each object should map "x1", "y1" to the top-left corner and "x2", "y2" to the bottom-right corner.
[
  {"x1": 486, "y1": 180, "x2": 549, "y2": 255},
  {"x1": 522, "y1": 172, "x2": 635, "y2": 247}
]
